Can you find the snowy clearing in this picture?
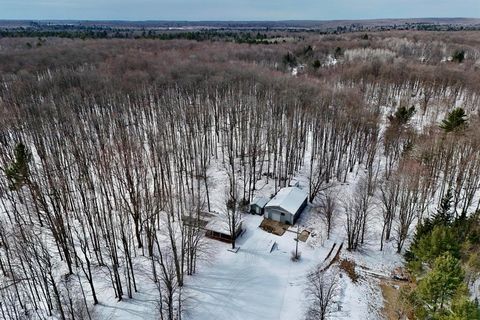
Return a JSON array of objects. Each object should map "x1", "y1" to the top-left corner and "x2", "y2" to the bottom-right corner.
[{"x1": 185, "y1": 214, "x2": 388, "y2": 320}]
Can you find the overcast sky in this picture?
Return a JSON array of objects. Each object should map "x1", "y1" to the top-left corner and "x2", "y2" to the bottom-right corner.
[{"x1": 1, "y1": 0, "x2": 479, "y2": 21}]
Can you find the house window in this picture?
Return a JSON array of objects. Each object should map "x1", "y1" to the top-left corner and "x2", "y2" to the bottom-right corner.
[{"x1": 281, "y1": 213, "x2": 285, "y2": 216}]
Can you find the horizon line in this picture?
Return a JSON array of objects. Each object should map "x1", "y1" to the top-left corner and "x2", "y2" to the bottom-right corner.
[{"x1": 1, "y1": 17, "x2": 479, "y2": 23}]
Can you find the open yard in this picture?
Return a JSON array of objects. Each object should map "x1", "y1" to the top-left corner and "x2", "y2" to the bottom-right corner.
[
  {"x1": 185, "y1": 215, "x2": 384, "y2": 320},
  {"x1": 186, "y1": 215, "x2": 322, "y2": 320}
]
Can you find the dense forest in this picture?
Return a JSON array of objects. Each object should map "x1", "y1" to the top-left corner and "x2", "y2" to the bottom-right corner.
[{"x1": 0, "y1": 30, "x2": 479, "y2": 319}]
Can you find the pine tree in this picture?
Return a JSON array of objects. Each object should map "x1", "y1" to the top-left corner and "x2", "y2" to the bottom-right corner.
[
  {"x1": 440, "y1": 108, "x2": 467, "y2": 133},
  {"x1": 415, "y1": 253, "x2": 464, "y2": 317},
  {"x1": 433, "y1": 189, "x2": 454, "y2": 226},
  {"x1": 413, "y1": 226, "x2": 460, "y2": 268},
  {"x1": 334, "y1": 46, "x2": 342, "y2": 58},
  {"x1": 405, "y1": 218, "x2": 434, "y2": 267},
  {"x1": 4, "y1": 142, "x2": 32, "y2": 191},
  {"x1": 389, "y1": 105, "x2": 416, "y2": 125},
  {"x1": 444, "y1": 295, "x2": 480, "y2": 320},
  {"x1": 282, "y1": 52, "x2": 297, "y2": 67},
  {"x1": 452, "y1": 50, "x2": 465, "y2": 63}
]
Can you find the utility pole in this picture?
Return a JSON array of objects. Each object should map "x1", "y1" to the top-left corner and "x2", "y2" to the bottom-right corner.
[{"x1": 295, "y1": 226, "x2": 300, "y2": 260}]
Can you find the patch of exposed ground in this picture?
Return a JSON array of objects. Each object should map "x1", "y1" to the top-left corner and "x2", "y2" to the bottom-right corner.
[
  {"x1": 379, "y1": 280, "x2": 414, "y2": 320},
  {"x1": 259, "y1": 218, "x2": 288, "y2": 235}
]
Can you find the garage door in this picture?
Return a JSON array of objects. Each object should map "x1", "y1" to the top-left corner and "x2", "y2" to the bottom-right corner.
[
  {"x1": 271, "y1": 210, "x2": 290, "y2": 223},
  {"x1": 270, "y1": 211, "x2": 281, "y2": 222}
]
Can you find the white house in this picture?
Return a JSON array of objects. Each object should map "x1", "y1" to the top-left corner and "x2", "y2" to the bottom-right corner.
[{"x1": 264, "y1": 187, "x2": 308, "y2": 225}]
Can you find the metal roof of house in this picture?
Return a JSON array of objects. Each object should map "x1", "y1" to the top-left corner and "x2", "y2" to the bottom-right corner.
[{"x1": 265, "y1": 187, "x2": 308, "y2": 215}]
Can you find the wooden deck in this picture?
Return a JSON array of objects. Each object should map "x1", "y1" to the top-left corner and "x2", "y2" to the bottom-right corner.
[{"x1": 259, "y1": 218, "x2": 288, "y2": 236}]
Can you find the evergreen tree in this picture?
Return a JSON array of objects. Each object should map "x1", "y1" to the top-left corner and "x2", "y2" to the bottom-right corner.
[
  {"x1": 334, "y1": 46, "x2": 343, "y2": 58},
  {"x1": 4, "y1": 142, "x2": 32, "y2": 191},
  {"x1": 405, "y1": 218, "x2": 434, "y2": 266},
  {"x1": 407, "y1": 208, "x2": 480, "y2": 318},
  {"x1": 302, "y1": 45, "x2": 313, "y2": 57},
  {"x1": 452, "y1": 50, "x2": 465, "y2": 63},
  {"x1": 440, "y1": 108, "x2": 467, "y2": 133},
  {"x1": 407, "y1": 225, "x2": 460, "y2": 273},
  {"x1": 433, "y1": 189, "x2": 454, "y2": 226},
  {"x1": 414, "y1": 253, "x2": 464, "y2": 317},
  {"x1": 442, "y1": 295, "x2": 480, "y2": 320},
  {"x1": 389, "y1": 105, "x2": 416, "y2": 125},
  {"x1": 282, "y1": 52, "x2": 297, "y2": 67}
]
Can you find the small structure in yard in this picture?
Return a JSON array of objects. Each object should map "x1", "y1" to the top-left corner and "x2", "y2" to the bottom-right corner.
[
  {"x1": 249, "y1": 196, "x2": 270, "y2": 215},
  {"x1": 289, "y1": 178, "x2": 300, "y2": 187},
  {"x1": 205, "y1": 216, "x2": 243, "y2": 244},
  {"x1": 264, "y1": 187, "x2": 308, "y2": 225},
  {"x1": 298, "y1": 230, "x2": 310, "y2": 242},
  {"x1": 181, "y1": 211, "x2": 215, "y2": 228}
]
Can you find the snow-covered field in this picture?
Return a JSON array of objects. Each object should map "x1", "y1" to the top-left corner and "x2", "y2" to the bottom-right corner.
[
  {"x1": 185, "y1": 215, "x2": 384, "y2": 320},
  {"x1": 180, "y1": 150, "x2": 404, "y2": 320},
  {"x1": 186, "y1": 215, "x2": 324, "y2": 320},
  {"x1": 82, "y1": 158, "x2": 404, "y2": 320},
  {"x1": 187, "y1": 215, "x2": 350, "y2": 320}
]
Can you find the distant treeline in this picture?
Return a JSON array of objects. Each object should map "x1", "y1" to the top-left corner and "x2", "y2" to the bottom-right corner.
[
  {"x1": 1, "y1": 22, "x2": 479, "y2": 42},
  {"x1": 0, "y1": 28, "x2": 290, "y2": 43}
]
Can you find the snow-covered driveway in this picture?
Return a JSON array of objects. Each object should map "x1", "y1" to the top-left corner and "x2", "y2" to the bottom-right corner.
[{"x1": 185, "y1": 215, "x2": 326, "y2": 320}]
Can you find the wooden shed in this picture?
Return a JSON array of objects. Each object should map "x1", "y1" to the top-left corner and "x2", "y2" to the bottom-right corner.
[{"x1": 205, "y1": 217, "x2": 243, "y2": 243}]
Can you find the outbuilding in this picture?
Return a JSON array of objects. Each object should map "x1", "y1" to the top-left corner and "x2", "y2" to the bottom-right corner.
[
  {"x1": 181, "y1": 211, "x2": 215, "y2": 228},
  {"x1": 249, "y1": 196, "x2": 270, "y2": 215},
  {"x1": 264, "y1": 187, "x2": 308, "y2": 225},
  {"x1": 205, "y1": 216, "x2": 243, "y2": 243}
]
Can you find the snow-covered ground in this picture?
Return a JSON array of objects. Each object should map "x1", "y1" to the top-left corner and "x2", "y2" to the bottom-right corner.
[
  {"x1": 90, "y1": 262, "x2": 158, "y2": 320},
  {"x1": 185, "y1": 215, "x2": 325, "y2": 320},
  {"x1": 176, "y1": 127, "x2": 405, "y2": 320},
  {"x1": 1, "y1": 96, "x2": 451, "y2": 320},
  {"x1": 92, "y1": 285, "x2": 158, "y2": 320},
  {"x1": 184, "y1": 213, "x2": 391, "y2": 320}
]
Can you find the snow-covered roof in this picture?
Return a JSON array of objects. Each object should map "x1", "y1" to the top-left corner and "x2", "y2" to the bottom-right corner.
[
  {"x1": 251, "y1": 196, "x2": 270, "y2": 208},
  {"x1": 265, "y1": 187, "x2": 308, "y2": 215},
  {"x1": 205, "y1": 215, "x2": 242, "y2": 235},
  {"x1": 289, "y1": 178, "x2": 300, "y2": 187},
  {"x1": 205, "y1": 217, "x2": 230, "y2": 234}
]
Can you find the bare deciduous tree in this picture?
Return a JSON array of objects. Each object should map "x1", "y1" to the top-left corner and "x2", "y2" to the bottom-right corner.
[
  {"x1": 344, "y1": 179, "x2": 374, "y2": 251},
  {"x1": 305, "y1": 267, "x2": 340, "y2": 320},
  {"x1": 317, "y1": 190, "x2": 337, "y2": 240}
]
